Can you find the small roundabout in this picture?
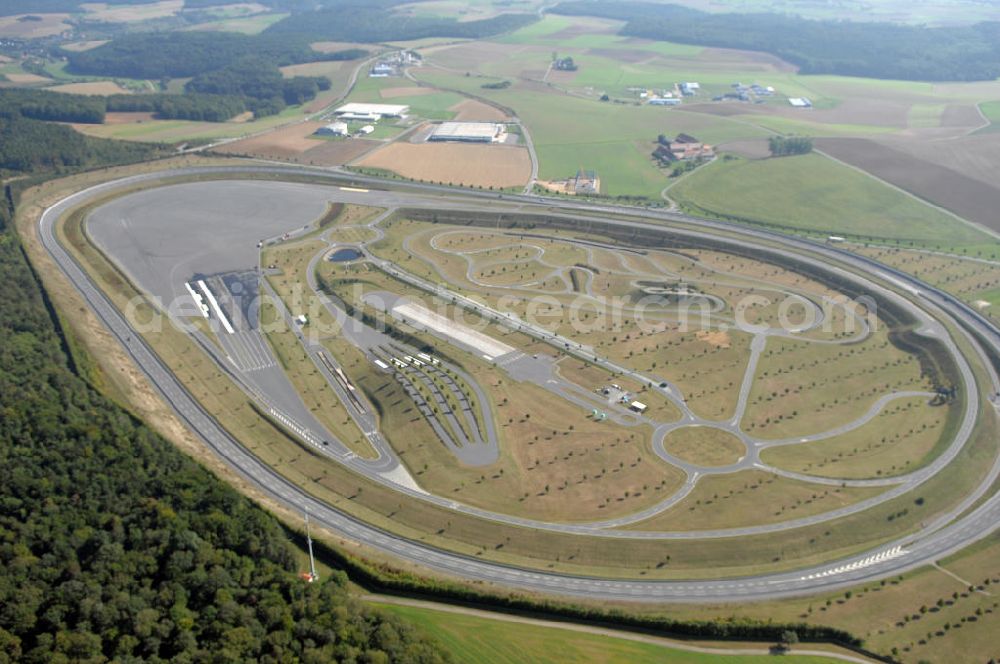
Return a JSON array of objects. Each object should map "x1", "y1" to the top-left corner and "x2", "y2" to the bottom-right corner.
[{"x1": 661, "y1": 426, "x2": 747, "y2": 468}]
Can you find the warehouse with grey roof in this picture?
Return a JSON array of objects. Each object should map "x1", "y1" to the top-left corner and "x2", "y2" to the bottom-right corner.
[{"x1": 429, "y1": 122, "x2": 506, "y2": 143}]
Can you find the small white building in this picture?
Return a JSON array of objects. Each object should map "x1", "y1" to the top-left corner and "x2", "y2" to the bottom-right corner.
[
  {"x1": 358, "y1": 125, "x2": 375, "y2": 135},
  {"x1": 788, "y1": 97, "x2": 813, "y2": 108},
  {"x1": 315, "y1": 121, "x2": 349, "y2": 136},
  {"x1": 679, "y1": 82, "x2": 700, "y2": 96},
  {"x1": 629, "y1": 401, "x2": 648, "y2": 413}
]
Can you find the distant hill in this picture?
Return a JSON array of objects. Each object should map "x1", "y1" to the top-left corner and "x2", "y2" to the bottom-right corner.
[
  {"x1": 551, "y1": 1, "x2": 1000, "y2": 81},
  {"x1": 265, "y1": 1, "x2": 537, "y2": 42}
]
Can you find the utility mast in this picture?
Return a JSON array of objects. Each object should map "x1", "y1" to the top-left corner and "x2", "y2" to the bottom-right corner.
[{"x1": 305, "y1": 509, "x2": 318, "y2": 583}]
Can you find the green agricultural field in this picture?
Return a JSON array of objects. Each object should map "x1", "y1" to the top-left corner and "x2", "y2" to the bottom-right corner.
[
  {"x1": 417, "y1": 70, "x2": 768, "y2": 198},
  {"x1": 73, "y1": 104, "x2": 307, "y2": 144},
  {"x1": 345, "y1": 74, "x2": 466, "y2": 120},
  {"x1": 670, "y1": 153, "x2": 991, "y2": 243},
  {"x1": 736, "y1": 114, "x2": 897, "y2": 137},
  {"x1": 975, "y1": 100, "x2": 1000, "y2": 133},
  {"x1": 662, "y1": 0, "x2": 1000, "y2": 25},
  {"x1": 373, "y1": 601, "x2": 842, "y2": 663},
  {"x1": 185, "y1": 12, "x2": 289, "y2": 34}
]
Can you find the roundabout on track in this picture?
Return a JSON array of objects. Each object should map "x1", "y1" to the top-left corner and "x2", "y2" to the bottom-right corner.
[{"x1": 36, "y1": 164, "x2": 1000, "y2": 602}]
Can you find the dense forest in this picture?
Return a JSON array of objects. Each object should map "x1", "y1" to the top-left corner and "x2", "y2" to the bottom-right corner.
[
  {"x1": 551, "y1": 1, "x2": 1000, "y2": 81},
  {"x1": 63, "y1": 32, "x2": 361, "y2": 80},
  {"x1": 185, "y1": 58, "x2": 331, "y2": 117},
  {"x1": 0, "y1": 178, "x2": 450, "y2": 661},
  {"x1": 0, "y1": 0, "x2": 159, "y2": 15},
  {"x1": 266, "y1": 0, "x2": 537, "y2": 42},
  {"x1": 0, "y1": 0, "x2": 312, "y2": 16},
  {"x1": 107, "y1": 93, "x2": 251, "y2": 122},
  {"x1": 0, "y1": 111, "x2": 162, "y2": 173},
  {"x1": 0, "y1": 87, "x2": 259, "y2": 124},
  {"x1": 0, "y1": 88, "x2": 105, "y2": 124},
  {"x1": 59, "y1": 32, "x2": 359, "y2": 119}
]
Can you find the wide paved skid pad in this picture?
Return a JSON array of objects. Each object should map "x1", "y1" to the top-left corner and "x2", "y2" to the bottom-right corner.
[{"x1": 87, "y1": 181, "x2": 332, "y2": 305}]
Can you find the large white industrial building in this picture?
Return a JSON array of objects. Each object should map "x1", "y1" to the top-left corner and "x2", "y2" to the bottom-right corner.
[
  {"x1": 334, "y1": 103, "x2": 409, "y2": 121},
  {"x1": 428, "y1": 122, "x2": 506, "y2": 143}
]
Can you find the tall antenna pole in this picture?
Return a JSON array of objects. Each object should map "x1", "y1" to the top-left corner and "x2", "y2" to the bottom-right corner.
[{"x1": 305, "y1": 509, "x2": 318, "y2": 582}]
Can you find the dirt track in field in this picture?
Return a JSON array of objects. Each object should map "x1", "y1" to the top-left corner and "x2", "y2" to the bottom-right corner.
[{"x1": 355, "y1": 142, "x2": 531, "y2": 188}]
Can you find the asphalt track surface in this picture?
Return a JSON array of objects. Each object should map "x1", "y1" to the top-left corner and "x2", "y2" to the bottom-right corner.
[
  {"x1": 82, "y1": 179, "x2": 954, "y2": 538},
  {"x1": 38, "y1": 164, "x2": 1000, "y2": 602}
]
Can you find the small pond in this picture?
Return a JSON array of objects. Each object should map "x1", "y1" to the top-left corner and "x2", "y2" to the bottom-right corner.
[{"x1": 328, "y1": 247, "x2": 363, "y2": 262}]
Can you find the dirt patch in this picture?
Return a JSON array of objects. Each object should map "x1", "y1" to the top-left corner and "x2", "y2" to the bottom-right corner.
[
  {"x1": 696, "y1": 329, "x2": 732, "y2": 348},
  {"x1": 545, "y1": 69, "x2": 578, "y2": 86},
  {"x1": 587, "y1": 47, "x2": 655, "y2": 64},
  {"x1": 877, "y1": 132, "x2": 1000, "y2": 188},
  {"x1": 60, "y1": 40, "x2": 109, "y2": 52},
  {"x1": 682, "y1": 103, "x2": 750, "y2": 117},
  {"x1": 103, "y1": 112, "x2": 156, "y2": 125},
  {"x1": 817, "y1": 136, "x2": 1000, "y2": 233},
  {"x1": 428, "y1": 41, "x2": 530, "y2": 71},
  {"x1": 355, "y1": 142, "x2": 530, "y2": 188},
  {"x1": 716, "y1": 139, "x2": 771, "y2": 159},
  {"x1": 213, "y1": 121, "x2": 327, "y2": 158},
  {"x1": 280, "y1": 61, "x2": 345, "y2": 79},
  {"x1": 310, "y1": 40, "x2": 374, "y2": 53},
  {"x1": 49, "y1": 80, "x2": 131, "y2": 95},
  {"x1": 519, "y1": 68, "x2": 548, "y2": 81},
  {"x1": 304, "y1": 90, "x2": 338, "y2": 113},
  {"x1": 449, "y1": 98, "x2": 509, "y2": 122},
  {"x1": 3, "y1": 73, "x2": 50, "y2": 84},
  {"x1": 300, "y1": 138, "x2": 381, "y2": 166},
  {"x1": 380, "y1": 86, "x2": 435, "y2": 99},
  {"x1": 701, "y1": 47, "x2": 798, "y2": 73},
  {"x1": 687, "y1": 98, "x2": 910, "y2": 128},
  {"x1": 0, "y1": 14, "x2": 71, "y2": 38},
  {"x1": 80, "y1": 0, "x2": 183, "y2": 22},
  {"x1": 940, "y1": 104, "x2": 986, "y2": 128},
  {"x1": 546, "y1": 16, "x2": 623, "y2": 40}
]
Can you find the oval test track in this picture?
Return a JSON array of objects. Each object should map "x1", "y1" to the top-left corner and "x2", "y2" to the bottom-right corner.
[{"x1": 37, "y1": 164, "x2": 1000, "y2": 602}]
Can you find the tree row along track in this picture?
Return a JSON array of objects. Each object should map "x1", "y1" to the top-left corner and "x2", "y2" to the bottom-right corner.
[{"x1": 35, "y1": 164, "x2": 1000, "y2": 602}]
